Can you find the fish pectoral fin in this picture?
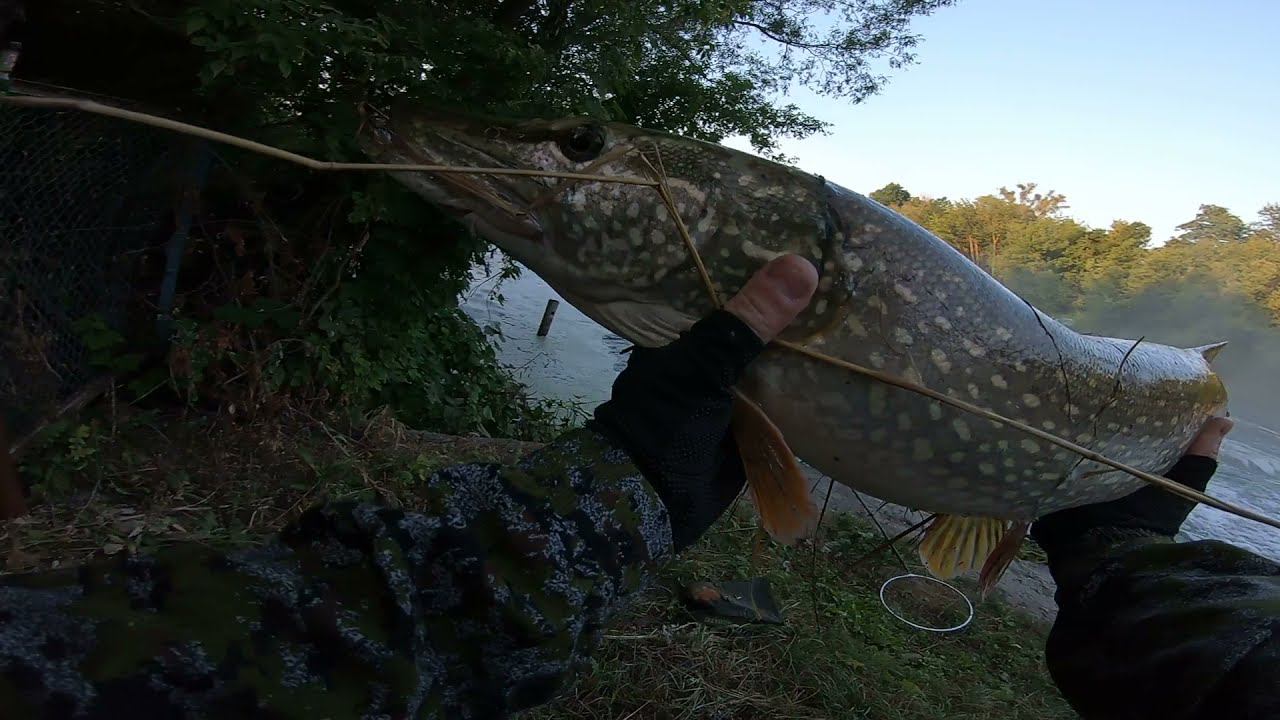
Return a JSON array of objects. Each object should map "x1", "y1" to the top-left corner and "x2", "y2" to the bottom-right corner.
[
  {"x1": 586, "y1": 300, "x2": 697, "y2": 348},
  {"x1": 730, "y1": 391, "x2": 819, "y2": 545},
  {"x1": 977, "y1": 522, "x2": 1030, "y2": 598},
  {"x1": 918, "y1": 515, "x2": 1008, "y2": 581}
]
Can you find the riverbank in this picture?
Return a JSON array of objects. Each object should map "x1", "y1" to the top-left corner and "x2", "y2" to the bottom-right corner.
[
  {"x1": 3, "y1": 407, "x2": 1072, "y2": 717},
  {"x1": 813, "y1": 473, "x2": 1060, "y2": 624},
  {"x1": 532, "y1": 509, "x2": 1071, "y2": 719}
]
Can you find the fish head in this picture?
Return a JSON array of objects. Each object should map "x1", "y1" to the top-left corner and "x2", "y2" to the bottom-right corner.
[{"x1": 361, "y1": 108, "x2": 849, "y2": 346}]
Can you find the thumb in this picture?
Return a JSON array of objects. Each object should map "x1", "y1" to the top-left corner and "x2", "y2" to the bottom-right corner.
[
  {"x1": 1186, "y1": 416, "x2": 1234, "y2": 459},
  {"x1": 723, "y1": 255, "x2": 819, "y2": 343}
]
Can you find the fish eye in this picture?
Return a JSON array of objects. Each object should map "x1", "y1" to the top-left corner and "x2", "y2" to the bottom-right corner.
[{"x1": 559, "y1": 123, "x2": 607, "y2": 162}]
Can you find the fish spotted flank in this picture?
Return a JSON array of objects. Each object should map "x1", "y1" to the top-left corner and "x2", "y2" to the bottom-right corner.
[{"x1": 360, "y1": 111, "x2": 1227, "y2": 526}]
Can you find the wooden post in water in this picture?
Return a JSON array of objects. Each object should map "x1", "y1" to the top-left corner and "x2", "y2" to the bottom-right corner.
[{"x1": 536, "y1": 299, "x2": 560, "y2": 337}]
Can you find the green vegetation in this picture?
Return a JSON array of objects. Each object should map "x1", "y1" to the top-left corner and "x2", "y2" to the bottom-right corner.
[
  {"x1": 534, "y1": 510, "x2": 1072, "y2": 719},
  {"x1": 8, "y1": 408, "x2": 1071, "y2": 719},
  {"x1": 12, "y1": 3, "x2": 1273, "y2": 714},
  {"x1": 7, "y1": 405, "x2": 545, "y2": 571},
  {"x1": 877, "y1": 185, "x2": 1280, "y2": 424},
  {"x1": 13, "y1": 10, "x2": 1078, "y2": 715},
  {"x1": 12, "y1": 0, "x2": 954, "y2": 439},
  {"x1": 23, "y1": 0, "x2": 953, "y2": 154}
]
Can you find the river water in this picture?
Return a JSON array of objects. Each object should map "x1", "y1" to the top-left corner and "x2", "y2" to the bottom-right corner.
[{"x1": 461, "y1": 264, "x2": 1280, "y2": 562}]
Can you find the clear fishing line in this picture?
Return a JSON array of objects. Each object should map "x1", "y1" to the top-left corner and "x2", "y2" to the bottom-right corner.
[{"x1": 879, "y1": 573, "x2": 975, "y2": 633}]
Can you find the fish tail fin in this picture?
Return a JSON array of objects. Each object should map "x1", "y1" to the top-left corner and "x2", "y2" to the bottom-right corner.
[
  {"x1": 731, "y1": 392, "x2": 819, "y2": 545},
  {"x1": 918, "y1": 515, "x2": 1008, "y2": 580},
  {"x1": 1190, "y1": 341, "x2": 1228, "y2": 364},
  {"x1": 977, "y1": 522, "x2": 1030, "y2": 597}
]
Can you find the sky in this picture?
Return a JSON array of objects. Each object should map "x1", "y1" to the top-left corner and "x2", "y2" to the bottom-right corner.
[{"x1": 729, "y1": 0, "x2": 1278, "y2": 244}]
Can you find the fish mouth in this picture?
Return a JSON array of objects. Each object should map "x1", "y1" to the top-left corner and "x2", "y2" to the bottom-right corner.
[
  {"x1": 360, "y1": 108, "x2": 547, "y2": 245},
  {"x1": 361, "y1": 106, "x2": 698, "y2": 339}
]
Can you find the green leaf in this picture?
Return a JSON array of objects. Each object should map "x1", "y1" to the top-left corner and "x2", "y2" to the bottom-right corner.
[
  {"x1": 213, "y1": 303, "x2": 264, "y2": 328},
  {"x1": 113, "y1": 353, "x2": 145, "y2": 372},
  {"x1": 185, "y1": 14, "x2": 209, "y2": 35}
]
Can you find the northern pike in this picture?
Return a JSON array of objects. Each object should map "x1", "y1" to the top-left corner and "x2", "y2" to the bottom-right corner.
[{"x1": 360, "y1": 112, "x2": 1229, "y2": 585}]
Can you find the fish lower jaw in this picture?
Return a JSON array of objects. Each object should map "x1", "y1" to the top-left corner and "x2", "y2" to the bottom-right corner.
[{"x1": 462, "y1": 210, "x2": 542, "y2": 243}]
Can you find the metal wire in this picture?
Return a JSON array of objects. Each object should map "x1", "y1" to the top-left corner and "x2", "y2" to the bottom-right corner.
[{"x1": 880, "y1": 574, "x2": 975, "y2": 633}]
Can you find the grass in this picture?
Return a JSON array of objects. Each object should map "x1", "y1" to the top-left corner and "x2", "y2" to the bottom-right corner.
[
  {"x1": 4, "y1": 404, "x2": 539, "y2": 572},
  {"x1": 4, "y1": 405, "x2": 1074, "y2": 719},
  {"x1": 531, "y1": 510, "x2": 1073, "y2": 720}
]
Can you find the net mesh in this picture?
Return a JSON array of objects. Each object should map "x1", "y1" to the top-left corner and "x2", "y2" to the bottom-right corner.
[{"x1": 1, "y1": 95, "x2": 183, "y2": 439}]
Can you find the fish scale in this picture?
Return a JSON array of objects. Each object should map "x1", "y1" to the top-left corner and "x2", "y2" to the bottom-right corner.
[{"x1": 362, "y1": 111, "x2": 1228, "y2": 580}]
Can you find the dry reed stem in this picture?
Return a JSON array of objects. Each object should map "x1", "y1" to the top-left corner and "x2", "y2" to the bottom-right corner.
[
  {"x1": 1, "y1": 97, "x2": 658, "y2": 186},
  {"x1": 5, "y1": 94, "x2": 1275, "y2": 532}
]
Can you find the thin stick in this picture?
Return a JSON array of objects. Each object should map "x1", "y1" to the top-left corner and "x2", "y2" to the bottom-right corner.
[
  {"x1": 15, "y1": 94, "x2": 1280, "y2": 533},
  {"x1": 523, "y1": 144, "x2": 639, "y2": 211},
  {"x1": 626, "y1": 123, "x2": 1279, "y2": 533},
  {"x1": 774, "y1": 339, "x2": 1280, "y2": 531},
  {"x1": 629, "y1": 120, "x2": 1277, "y2": 531},
  {"x1": 663, "y1": 180, "x2": 720, "y2": 307},
  {"x1": 0, "y1": 96, "x2": 659, "y2": 187},
  {"x1": 853, "y1": 490, "x2": 909, "y2": 571},
  {"x1": 810, "y1": 476, "x2": 837, "y2": 622},
  {"x1": 846, "y1": 514, "x2": 937, "y2": 573},
  {"x1": 640, "y1": 153, "x2": 722, "y2": 307}
]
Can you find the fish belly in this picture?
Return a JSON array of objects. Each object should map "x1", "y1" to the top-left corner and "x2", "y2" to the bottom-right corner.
[{"x1": 745, "y1": 350, "x2": 1193, "y2": 520}]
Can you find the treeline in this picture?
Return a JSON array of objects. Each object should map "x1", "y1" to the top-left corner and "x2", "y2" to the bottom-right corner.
[{"x1": 871, "y1": 183, "x2": 1280, "y2": 424}]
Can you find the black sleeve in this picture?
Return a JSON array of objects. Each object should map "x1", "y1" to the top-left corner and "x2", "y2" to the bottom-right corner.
[
  {"x1": 0, "y1": 429, "x2": 673, "y2": 719},
  {"x1": 1031, "y1": 458, "x2": 1280, "y2": 719}
]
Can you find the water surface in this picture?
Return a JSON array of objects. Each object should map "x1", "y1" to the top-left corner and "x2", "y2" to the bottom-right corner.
[{"x1": 462, "y1": 265, "x2": 1280, "y2": 561}]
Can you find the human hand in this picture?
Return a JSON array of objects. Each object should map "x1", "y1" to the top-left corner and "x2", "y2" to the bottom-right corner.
[
  {"x1": 1184, "y1": 416, "x2": 1234, "y2": 459},
  {"x1": 1032, "y1": 416, "x2": 1235, "y2": 551},
  {"x1": 590, "y1": 255, "x2": 818, "y2": 550}
]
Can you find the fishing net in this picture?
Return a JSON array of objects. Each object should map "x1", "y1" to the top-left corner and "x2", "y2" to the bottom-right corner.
[{"x1": 0, "y1": 91, "x2": 181, "y2": 440}]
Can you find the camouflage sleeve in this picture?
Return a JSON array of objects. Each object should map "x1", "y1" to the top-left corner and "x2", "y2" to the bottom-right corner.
[
  {"x1": 1034, "y1": 469, "x2": 1280, "y2": 719},
  {"x1": 0, "y1": 428, "x2": 673, "y2": 719}
]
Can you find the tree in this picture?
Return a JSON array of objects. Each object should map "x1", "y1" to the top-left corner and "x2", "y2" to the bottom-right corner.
[
  {"x1": 895, "y1": 196, "x2": 953, "y2": 241},
  {"x1": 994, "y1": 214, "x2": 1090, "y2": 283},
  {"x1": 11, "y1": 0, "x2": 963, "y2": 437},
  {"x1": 1170, "y1": 204, "x2": 1247, "y2": 245},
  {"x1": 1123, "y1": 241, "x2": 1198, "y2": 293},
  {"x1": 910, "y1": 198, "x2": 984, "y2": 261},
  {"x1": 1105, "y1": 219, "x2": 1153, "y2": 249},
  {"x1": 1251, "y1": 203, "x2": 1280, "y2": 241},
  {"x1": 1215, "y1": 236, "x2": 1280, "y2": 316},
  {"x1": 870, "y1": 182, "x2": 912, "y2": 207},
  {"x1": 899, "y1": 192, "x2": 1029, "y2": 270},
  {"x1": 999, "y1": 266, "x2": 1076, "y2": 316},
  {"x1": 20, "y1": 0, "x2": 955, "y2": 153},
  {"x1": 998, "y1": 182, "x2": 1068, "y2": 218},
  {"x1": 1073, "y1": 220, "x2": 1150, "y2": 285}
]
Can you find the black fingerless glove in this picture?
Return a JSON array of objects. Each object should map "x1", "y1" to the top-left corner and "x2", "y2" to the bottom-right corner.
[
  {"x1": 590, "y1": 310, "x2": 764, "y2": 551},
  {"x1": 1032, "y1": 455, "x2": 1219, "y2": 561}
]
